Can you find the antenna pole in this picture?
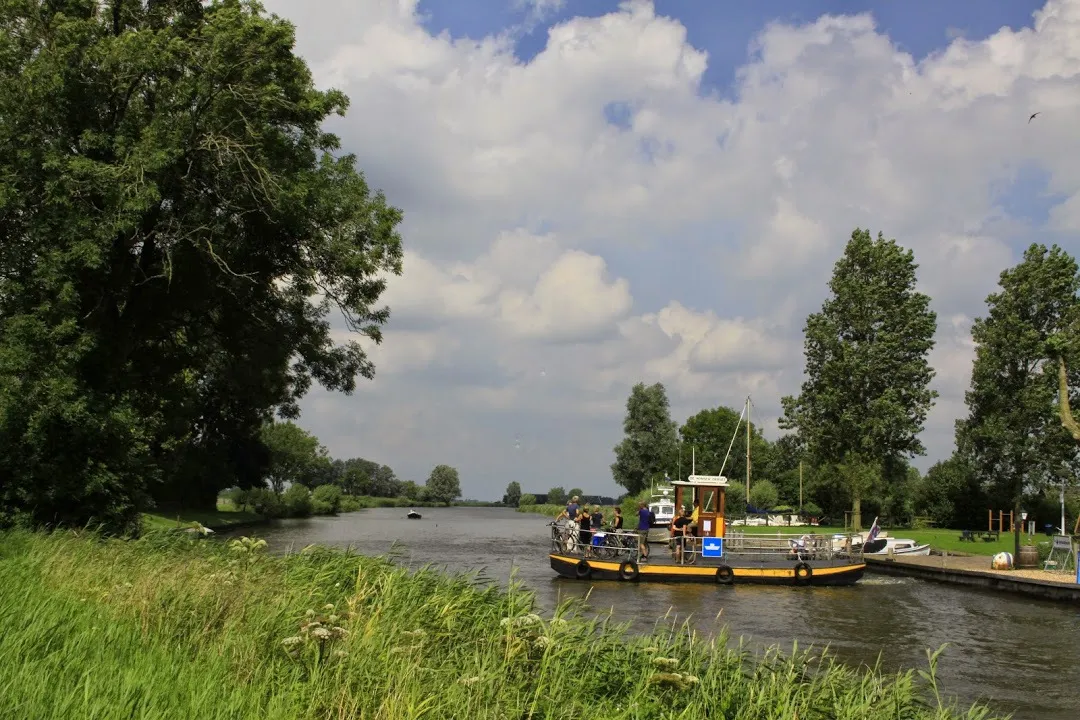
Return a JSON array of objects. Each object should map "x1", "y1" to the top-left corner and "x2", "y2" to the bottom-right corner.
[
  {"x1": 692, "y1": 446, "x2": 696, "y2": 475},
  {"x1": 745, "y1": 396, "x2": 751, "y2": 498}
]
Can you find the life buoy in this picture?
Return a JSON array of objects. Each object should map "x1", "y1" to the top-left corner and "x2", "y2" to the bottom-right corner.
[
  {"x1": 793, "y1": 562, "x2": 812, "y2": 585},
  {"x1": 714, "y1": 565, "x2": 734, "y2": 584},
  {"x1": 618, "y1": 560, "x2": 639, "y2": 581},
  {"x1": 574, "y1": 559, "x2": 592, "y2": 579}
]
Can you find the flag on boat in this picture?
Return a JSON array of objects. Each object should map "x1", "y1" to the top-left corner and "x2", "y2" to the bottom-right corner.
[{"x1": 867, "y1": 517, "x2": 881, "y2": 543}]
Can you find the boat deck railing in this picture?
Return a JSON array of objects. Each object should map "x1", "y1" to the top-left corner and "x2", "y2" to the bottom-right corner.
[
  {"x1": 724, "y1": 531, "x2": 865, "y2": 562},
  {"x1": 551, "y1": 524, "x2": 865, "y2": 565}
]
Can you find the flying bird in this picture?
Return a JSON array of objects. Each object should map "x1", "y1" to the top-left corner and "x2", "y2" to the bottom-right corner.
[{"x1": 1028, "y1": 112, "x2": 1041, "y2": 123}]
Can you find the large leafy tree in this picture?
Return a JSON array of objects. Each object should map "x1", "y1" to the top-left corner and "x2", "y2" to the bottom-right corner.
[
  {"x1": 425, "y1": 465, "x2": 461, "y2": 506},
  {"x1": 955, "y1": 244, "x2": 1080, "y2": 555},
  {"x1": 260, "y1": 421, "x2": 331, "y2": 493},
  {"x1": 679, "y1": 404, "x2": 772, "y2": 491},
  {"x1": 0, "y1": 0, "x2": 403, "y2": 532},
  {"x1": 780, "y1": 229, "x2": 937, "y2": 529},
  {"x1": 611, "y1": 382, "x2": 679, "y2": 495},
  {"x1": 502, "y1": 481, "x2": 522, "y2": 507}
]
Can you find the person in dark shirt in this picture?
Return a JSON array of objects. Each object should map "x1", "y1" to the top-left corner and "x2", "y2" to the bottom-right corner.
[
  {"x1": 611, "y1": 507, "x2": 623, "y2": 531},
  {"x1": 671, "y1": 508, "x2": 694, "y2": 564},
  {"x1": 636, "y1": 502, "x2": 651, "y2": 561},
  {"x1": 578, "y1": 507, "x2": 592, "y2": 556},
  {"x1": 590, "y1": 505, "x2": 603, "y2": 530}
]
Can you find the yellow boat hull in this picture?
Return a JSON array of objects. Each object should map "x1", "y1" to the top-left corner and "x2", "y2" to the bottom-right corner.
[{"x1": 549, "y1": 553, "x2": 865, "y2": 586}]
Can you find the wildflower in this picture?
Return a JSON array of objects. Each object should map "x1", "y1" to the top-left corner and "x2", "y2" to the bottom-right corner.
[
  {"x1": 328, "y1": 615, "x2": 339, "y2": 624},
  {"x1": 548, "y1": 618, "x2": 568, "y2": 629},
  {"x1": 643, "y1": 646, "x2": 659, "y2": 654},
  {"x1": 651, "y1": 657, "x2": 679, "y2": 670},
  {"x1": 458, "y1": 676, "x2": 481, "y2": 686},
  {"x1": 647, "y1": 672, "x2": 698, "y2": 691},
  {"x1": 332, "y1": 650, "x2": 348, "y2": 659},
  {"x1": 324, "y1": 603, "x2": 335, "y2": 611},
  {"x1": 534, "y1": 636, "x2": 553, "y2": 649},
  {"x1": 281, "y1": 636, "x2": 303, "y2": 647},
  {"x1": 305, "y1": 609, "x2": 316, "y2": 619},
  {"x1": 310, "y1": 627, "x2": 332, "y2": 640}
]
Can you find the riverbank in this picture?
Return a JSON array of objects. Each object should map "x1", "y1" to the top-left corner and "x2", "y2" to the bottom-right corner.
[
  {"x1": 0, "y1": 529, "x2": 1002, "y2": 720},
  {"x1": 865, "y1": 554, "x2": 1080, "y2": 603}
]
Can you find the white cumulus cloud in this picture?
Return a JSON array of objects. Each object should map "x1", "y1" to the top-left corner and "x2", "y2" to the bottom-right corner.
[{"x1": 260, "y1": 0, "x2": 1080, "y2": 498}]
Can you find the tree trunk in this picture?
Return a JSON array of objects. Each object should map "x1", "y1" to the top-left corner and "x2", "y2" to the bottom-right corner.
[
  {"x1": 853, "y1": 495, "x2": 862, "y2": 532},
  {"x1": 1057, "y1": 357, "x2": 1080, "y2": 442}
]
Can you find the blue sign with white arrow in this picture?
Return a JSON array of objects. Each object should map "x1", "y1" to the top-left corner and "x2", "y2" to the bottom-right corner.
[{"x1": 702, "y1": 538, "x2": 724, "y2": 558}]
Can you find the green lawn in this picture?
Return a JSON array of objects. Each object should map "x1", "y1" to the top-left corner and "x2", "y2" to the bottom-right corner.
[
  {"x1": 732, "y1": 524, "x2": 1028, "y2": 556},
  {"x1": 142, "y1": 498, "x2": 263, "y2": 532}
]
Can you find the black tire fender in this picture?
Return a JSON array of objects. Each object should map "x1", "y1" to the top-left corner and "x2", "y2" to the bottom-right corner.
[
  {"x1": 618, "y1": 560, "x2": 639, "y2": 581},
  {"x1": 715, "y1": 565, "x2": 734, "y2": 584},
  {"x1": 794, "y1": 562, "x2": 813, "y2": 585},
  {"x1": 575, "y1": 559, "x2": 592, "y2": 580}
]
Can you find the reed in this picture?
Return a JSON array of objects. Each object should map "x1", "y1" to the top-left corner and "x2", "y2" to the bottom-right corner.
[{"x1": 0, "y1": 530, "x2": 1003, "y2": 720}]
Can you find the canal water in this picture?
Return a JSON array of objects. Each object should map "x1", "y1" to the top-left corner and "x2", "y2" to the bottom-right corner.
[{"x1": 225, "y1": 507, "x2": 1080, "y2": 719}]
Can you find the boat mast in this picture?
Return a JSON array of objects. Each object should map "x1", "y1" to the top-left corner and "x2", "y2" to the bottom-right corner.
[{"x1": 745, "y1": 396, "x2": 751, "y2": 498}]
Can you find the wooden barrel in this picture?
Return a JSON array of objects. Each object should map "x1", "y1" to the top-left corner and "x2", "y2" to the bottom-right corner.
[{"x1": 1016, "y1": 544, "x2": 1039, "y2": 568}]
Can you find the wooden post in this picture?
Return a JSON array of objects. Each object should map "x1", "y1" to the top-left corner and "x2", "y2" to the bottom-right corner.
[{"x1": 988, "y1": 508, "x2": 992, "y2": 532}]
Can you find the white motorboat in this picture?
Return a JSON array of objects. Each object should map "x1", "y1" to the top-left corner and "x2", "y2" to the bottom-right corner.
[
  {"x1": 864, "y1": 536, "x2": 930, "y2": 556},
  {"x1": 647, "y1": 484, "x2": 676, "y2": 542}
]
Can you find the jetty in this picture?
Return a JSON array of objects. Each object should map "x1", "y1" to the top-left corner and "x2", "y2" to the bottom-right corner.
[{"x1": 864, "y1": 553, "x2": 1080, "y2": 604}]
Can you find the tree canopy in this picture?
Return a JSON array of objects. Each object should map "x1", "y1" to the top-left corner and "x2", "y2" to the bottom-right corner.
[
  {"x1": 0, "y1": 0, "x2": 402, "y2": 533},
  {"x1": 955, "y1": 243, "x2": 1080, "y2": 551},
  {"x1": 780, "y1": 229, "x2": 937, "y2": 527},
  {"x1": 260, "y1": 421, "x2": 331, "y2": 493},
  {"x1": 425, "y1": 465, "x2": 461, "y2": 505},
  {"x1": 611, "y1": 382, "x2": 679, "y2": 494}
]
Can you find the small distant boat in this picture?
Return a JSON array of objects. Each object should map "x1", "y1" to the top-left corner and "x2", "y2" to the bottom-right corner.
[{"x1": 406, "y1": 510, "x2": 422, "y2": 520}]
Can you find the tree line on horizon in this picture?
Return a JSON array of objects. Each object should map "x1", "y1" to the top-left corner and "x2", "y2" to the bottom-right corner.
[{"x1": 609, "y1": 231, "x2": 1080, "y2": 547}]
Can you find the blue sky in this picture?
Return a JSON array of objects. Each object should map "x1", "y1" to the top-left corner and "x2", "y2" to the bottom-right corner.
[
  {"x1": 419, "y1": 0, "x2": 1045, "y2": 87},
  {"x1": 265, "y1": 0, "x2": 1080, "y2": 499}
]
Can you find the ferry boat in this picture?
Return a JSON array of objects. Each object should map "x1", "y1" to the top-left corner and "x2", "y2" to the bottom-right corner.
[
  {"x1": 548, "y1": 396, "x2": 866, "y2": 587},
  {"x1": 549, "y1": 475, "x2": 866, "y2": 585}
]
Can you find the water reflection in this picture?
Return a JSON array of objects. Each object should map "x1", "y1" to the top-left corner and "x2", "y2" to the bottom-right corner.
[{"x1": 223, "y1": 506, "x2": 1080, "y2": 720}]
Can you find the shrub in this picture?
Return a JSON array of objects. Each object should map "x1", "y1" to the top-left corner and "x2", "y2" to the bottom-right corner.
[
  {"x1": 243, "y1": 488, "x2": 284, "y2": 518},
  {"x1": 311, "y1": 485, "x2": 342, "y2": 515},
  {"x1": 518, "y1": 494, "x2": 537, "y2": 507},
  {"x1": 282, "y1": 484, "x2": 312, "y2": 518},
  {"x1": 339, "y1": 494, "x2": 363, "y2": 513}
]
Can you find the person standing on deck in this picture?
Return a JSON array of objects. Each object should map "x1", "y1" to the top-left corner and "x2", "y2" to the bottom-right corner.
[
  {"x1": 671, "y1": 507, "x2": 693, "y2": 564},
  {"x1": 578, "y1": 506, "x2": 593, "y2": 557},
  {"x1": 636, "y1": 502, "x2": 651, "y2": 562},
  {"x1": 611, "y1": 507, "x2": 623, "y2": 531},
  {"x1": 556, "y1": 496, "x2": 580, "y2": 527}
]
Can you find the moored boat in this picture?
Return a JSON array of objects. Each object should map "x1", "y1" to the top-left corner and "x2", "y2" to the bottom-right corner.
[
  {"x1": 407, "y1": 510, "x2": 422, "y2": 519},
  {"x1": 864, "y1": 537, "x2": 930, "y2": 556},
  {"x1": 646, "y1": 484, "x2": 676, "y2": 543}
]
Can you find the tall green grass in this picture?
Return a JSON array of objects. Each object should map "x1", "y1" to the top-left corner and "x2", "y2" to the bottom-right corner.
[{"x1": 0, "y1": 530, "x2": 1004, "y2": 719}]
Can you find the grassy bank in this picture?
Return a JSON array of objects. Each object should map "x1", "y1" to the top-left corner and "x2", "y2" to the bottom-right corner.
[{"x1": 0, "y1": 530, "x2": 1001, "y2": 719}]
